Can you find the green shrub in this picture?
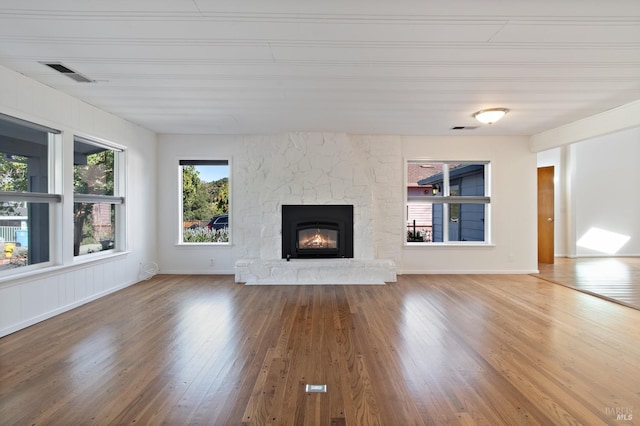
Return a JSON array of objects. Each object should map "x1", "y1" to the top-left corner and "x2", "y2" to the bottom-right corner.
[{"x1": 183, "y1": 227, "x2": 229, "y2": 243}]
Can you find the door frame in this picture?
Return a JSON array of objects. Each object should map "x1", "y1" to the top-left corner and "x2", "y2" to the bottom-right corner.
[{"x1": 537, "y1": 166, "x2": 555, "y2": 264}]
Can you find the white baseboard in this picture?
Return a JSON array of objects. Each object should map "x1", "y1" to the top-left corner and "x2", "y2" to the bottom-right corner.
[
  {"x1": 159, "y1": 269, "x2": 236, "y2": 275},
  {"x1": 398, "y1": 269, "x2": 540, "y2": 275}
]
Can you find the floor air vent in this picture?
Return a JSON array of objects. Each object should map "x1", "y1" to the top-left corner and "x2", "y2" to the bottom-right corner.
[{"x1": 305, "y1": 384, "x2": 327, "y2": 393}]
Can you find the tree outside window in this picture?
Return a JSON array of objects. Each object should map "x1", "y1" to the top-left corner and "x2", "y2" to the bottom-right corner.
[
  {"x1": 0, "y1": 154, "x2": 27, "y2": 216},
  {"x1": 180, "y1": 160, "x2": 229, "y2": 243},
  {"x1": 73, "y1": 137, "x2": 123, "y2": 256},
  {"x1": 0, "y1": 114, "x2": 59, "y2": 270}
]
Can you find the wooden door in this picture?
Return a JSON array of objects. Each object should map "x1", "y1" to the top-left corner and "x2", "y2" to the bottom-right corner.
[{"x1": 537, "y1": 166, "x2": 555, "y2": 264}]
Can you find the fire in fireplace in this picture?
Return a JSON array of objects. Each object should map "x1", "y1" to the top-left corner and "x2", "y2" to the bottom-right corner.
[
  {"x1": 282, "y1": 205, "x2": 353, "y2": 259},
  {"x1": 298, "y1": 228, "x2": 338, "y2": 249}
]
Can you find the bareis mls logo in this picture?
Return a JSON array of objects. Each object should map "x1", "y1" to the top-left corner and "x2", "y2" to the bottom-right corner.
[{"x1": 605, "y1": 407, "x2": 633, "y2": 421}]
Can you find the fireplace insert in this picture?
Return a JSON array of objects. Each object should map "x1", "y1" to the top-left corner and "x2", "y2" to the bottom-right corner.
[{"x1": 282, "y1": 205, "x2": 353, "y2": 259}]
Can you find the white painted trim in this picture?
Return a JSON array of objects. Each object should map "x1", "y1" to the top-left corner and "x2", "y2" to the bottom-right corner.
[
  {"x1": 565, "y1": 254, "x2": 640, "y2": 258},
  {"x1": 160, "y1": 268, "x2": 236, "y2": 275},
  {"x1": 403, "y1": 243, "x2": 496, "y2": 248},
  {"x1": 399, "y1": 269, "x2": 540, "y2": 274},
  {"x1": 245, "y1": 281, "x2": 386, "y2": 285},
  {"x1": 0, "y1": 251, "x2": 130, "y2": 287},
  {"x1": 176, "y1": 157, "x2": 232, "y2": 245},
  {"x1": 529, "y1": 100, "x2": 640, "y2": 153}
]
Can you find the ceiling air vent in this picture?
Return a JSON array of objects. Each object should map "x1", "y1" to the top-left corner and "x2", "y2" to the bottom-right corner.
[
  {"x1": 451, "y1": 126, "x2": 478, "y2": 130},
  {"x1": 40, "y1": 62, "x2": 94, "y2": 83}
]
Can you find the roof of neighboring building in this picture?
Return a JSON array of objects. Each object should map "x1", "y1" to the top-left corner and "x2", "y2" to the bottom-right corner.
[
  {"x1": 418, "y1": 164, "x2": 484, "y2": 185},
  {"x1": 407, "y1": 162, "x2": 443, "y2": 186}
]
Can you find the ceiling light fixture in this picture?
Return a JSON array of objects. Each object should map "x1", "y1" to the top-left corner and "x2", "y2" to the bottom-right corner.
[{"x1": 472, "y1": 108, "x2": 509, "y2": 124}]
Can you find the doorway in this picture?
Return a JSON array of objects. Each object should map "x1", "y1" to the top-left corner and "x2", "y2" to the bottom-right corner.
[{"x1": 537, "y1": 166, "x2": 554, "y2": 264}]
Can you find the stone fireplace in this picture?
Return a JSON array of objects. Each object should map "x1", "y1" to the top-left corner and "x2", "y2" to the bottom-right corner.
[
  {"x1": 235, "y1": 202, "x2": 395, "y2": 284},
  {"x1": 233, "y1": 133, "x2": 397, "y2": 285}
]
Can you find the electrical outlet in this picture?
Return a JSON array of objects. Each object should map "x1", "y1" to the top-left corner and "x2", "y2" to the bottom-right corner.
[{"x1": 209, "y1": 258, "x2": 215, "y2": 267}]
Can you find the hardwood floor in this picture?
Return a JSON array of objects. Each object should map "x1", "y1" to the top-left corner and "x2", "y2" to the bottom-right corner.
[
  {"x1": 1, "y1": 274, "x2": 639, "y2": 425},
  {"x1": 534, "y1": 257, "x2": 640, "y2": 311}
]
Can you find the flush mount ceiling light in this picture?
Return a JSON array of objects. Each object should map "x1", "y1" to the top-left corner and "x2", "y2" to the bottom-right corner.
[{"x1": 472, "y1": 108, "x2": 509, "y2": 124}]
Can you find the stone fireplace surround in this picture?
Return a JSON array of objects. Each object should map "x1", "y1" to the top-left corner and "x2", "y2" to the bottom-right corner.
[
  {"x1": 233, "y1": 133, "x2": 398, "y2": 285},
  {"x1": 236, "y1": 202, "x2": 396, "y2": 284}
]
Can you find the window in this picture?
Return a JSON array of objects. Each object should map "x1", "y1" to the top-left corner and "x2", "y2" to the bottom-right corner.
[
  {"x1": 179, "y1": 160, "x2": 229, "y2": 244},
  {"x1": 406, "y1": 161, "x2": 490, "y2": 244},
  {"x1": 0, "y1": 114, "x2": 61, "y2": 270},
  {"x1": 73, "y1": 137, "x2": 124, "y2": 257}
]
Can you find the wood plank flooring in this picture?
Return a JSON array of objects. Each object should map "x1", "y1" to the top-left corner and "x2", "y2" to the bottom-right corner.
[
  {"x1": 1, "y1": 274, "x2": 640, "y2": 425},
  {"x1": 534, "y1": 257, "x2": 640, "y2": 310}
]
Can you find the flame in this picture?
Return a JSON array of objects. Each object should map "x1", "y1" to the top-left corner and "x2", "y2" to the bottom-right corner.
[{"x1": 300, "y1": 229, "x2": 336, "y2": 249}]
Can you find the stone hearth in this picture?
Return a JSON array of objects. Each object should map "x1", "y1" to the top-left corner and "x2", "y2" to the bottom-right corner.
[{"x1": 235, "y1": 258, "x2": 396, "y2": 285}]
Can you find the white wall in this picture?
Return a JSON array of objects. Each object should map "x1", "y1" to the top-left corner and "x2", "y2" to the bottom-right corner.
[
  {"x1": 572, "y1": 127, "x2": 640, "y2": 256},
  {"x1": 157, "y1": 133, "x2": 538, "y2": 275},
  {"x1": 0, "y1": 66, "x2": 158, "y2": 337},
  {"x1": 401, "y1": 136, "x2": 537, "y2": 273},
  {"x1": 530, "y1": 100, "x2": 640, "y2": 152},
  {"x1": 532, "y1": 101, "x2": 640, "y2": 259}
]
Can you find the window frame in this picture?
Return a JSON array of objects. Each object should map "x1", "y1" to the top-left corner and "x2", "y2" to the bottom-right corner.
[
  {"x1": 0, "y1": 114, "x2": 62, "y2": 273},
  {"x1": 178, "y1": 158, "x2": 231, "y2": 246},
  {"x1": 405, "y1": 160, "x2": 491, "y2": 245},
  {"x1": 72, "y1": 135, "x2": 125, "y2": 259}
]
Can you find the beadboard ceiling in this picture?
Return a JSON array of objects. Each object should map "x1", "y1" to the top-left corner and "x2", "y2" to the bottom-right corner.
[{"x1": 0, "y1": 0, "x2": 639, "y2": 135}]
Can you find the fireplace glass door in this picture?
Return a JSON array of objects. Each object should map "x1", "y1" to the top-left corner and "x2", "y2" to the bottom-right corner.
[{"x1": 297, "y1": 227, "x2": 339, "y2": 250}]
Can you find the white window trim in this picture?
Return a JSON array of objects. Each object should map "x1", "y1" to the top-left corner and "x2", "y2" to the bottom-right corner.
[
  {"x1": 72, "y1": 135, "x2": 126, "y2": 259},
  {"x1": 405, "y1": 160, "x2": 492, "y2": 246},
  {"x1": 0, "y1": 116, "x2": 63, "y2": 277},
  {"x1": 0, "y1": 114, "x2": 130, "y2": 281},
  {"x1": 177, "y1": 157, "x2": 231, "y2": 246},
  {"x1": 0, "y1": 192, "x2": 61, "y2": 203}
]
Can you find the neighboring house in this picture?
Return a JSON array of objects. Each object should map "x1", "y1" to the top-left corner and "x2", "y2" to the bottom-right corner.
[
  {"x1": 406, "y1": 163, "x2": 442, "y2": 242},
  {"x1": 92, "y1": 202, "x2": 113, "y2": 243},
  {"x1": 418, "y1": 164, "x2": 485, "y2": 242}
]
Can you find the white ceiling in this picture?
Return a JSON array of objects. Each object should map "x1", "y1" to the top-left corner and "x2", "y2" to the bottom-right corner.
[{"x1": 1, "y1": 0, "x2": 639, "y2": 135}]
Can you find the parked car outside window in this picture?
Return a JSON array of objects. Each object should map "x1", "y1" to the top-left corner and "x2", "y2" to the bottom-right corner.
[{"x1": 207, "y1": 214, "x2": 228, "y2": 230}]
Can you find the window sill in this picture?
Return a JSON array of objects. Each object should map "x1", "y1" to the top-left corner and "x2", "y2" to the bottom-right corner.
[
  {"x1": 0, "y1": 250, "x2": 130, "y2": 286},
  {"x1": 73, "y1": 249, "x2": 130, "y2": 265},
  {"x1": 404, "y1": 242, "x2": 496, "y2": 248},
  {"x1": 175, "y1": 242, "x2": 233, "y2": 248}
]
